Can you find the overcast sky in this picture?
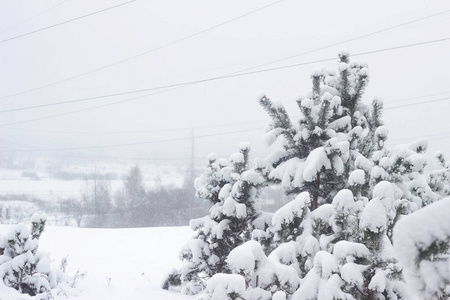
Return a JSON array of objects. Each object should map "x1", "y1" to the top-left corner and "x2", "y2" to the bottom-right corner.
[{"x1": 1, "y1": 0, "x2": 450, "y2": 168}]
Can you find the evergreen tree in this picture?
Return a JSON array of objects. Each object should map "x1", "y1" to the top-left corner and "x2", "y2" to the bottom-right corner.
[
  {"x1": 258, "y1": 53, "x2": 441, "y2": 299},
  {"x1": 178, "y1": 143, "x2": 267, "y2": 295},
  {"x1": 254, "y1": 52, "x2": 379, "y2": 277},
  {"x1": 0, "y1": 214, "x2": 74, "y2": 298},
  {"x1": 259, "y1": 51, "x2": 380, "y2": 211}
]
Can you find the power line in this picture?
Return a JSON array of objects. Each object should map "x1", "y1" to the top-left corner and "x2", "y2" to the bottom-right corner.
[
  {"x1": 2, "y1": 118, "x2": 267, "y2": 134},
  {"x1": 2, "y1": 87, "x2": 449, "y2": 134},
  {"x1": 387, "y1": 91, "x2": 450, "y2": 104},
  {"x1": 0, "y1": 87, "x2": 175, "y2": 127},
  {"x1": 33, "y1": 151, "x2": 267, "y2": 163},
  {"x1": 0, "y1": 0, "x2": 285, "y2": 102},
  {"x1": 1, "y1": 37, "x2": 449, "y2": 128},
  {"x1": 0, "y1": 84, "x2": 189, "y2": 113},
  {"x1": 0, "y1": 138, "x2": 36, "y2": 149},
  {"x1": 2, "y1": 5, "x2": 447, "y2": 103},
  {"x1": 3, "y1": 4, "x2": 446, "y2": 104},
  {"x1": 2, "y1": 94, "x2": 449, "y2": 135},
  {"x1": 389, "y1": 131, "x2": 450, "y2": 144},
  {"x1": 0, "y1": 138, "x2": 208, "y2": 161},
  {"x1": 5, "y1": 125, "x2": 450, "y2": 162},
  {"x1": 226, "y1": 8, "x2": 450, "y2": 75},
  {"x1": 3, "y1": 127, "x2": 263, "y2": 152},
  {"x1": 385, "y1": 97, "x2": 450, "y2": 110},
  {"x1": 5, "y1": 86, "x2": 450, "y2": 150},
  {"x1": 0, "y1": 0, "x2": 70, "y2": 35},
  {"x1": 2, "y1": 36, "x2": 450, "y2": 114},
  {"x1": 0, "y1": 0, "x2": 136, "y2": 44}
]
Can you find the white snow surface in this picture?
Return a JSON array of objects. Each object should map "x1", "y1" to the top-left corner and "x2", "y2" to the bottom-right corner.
[
  {"x1": 333, "y1": 241, "x2": 370, "y2": 262},
  {"x1": 341, "y1": 262, "x2": 365, "y2": 286},
  {"x1": 206, "y1": 152, "x2": 218, "y2": 162},
  {"x1": 272, "y1": 291, "x2": 287, "y2": 300},
  {"x1": 0, "y1": 225, "x2": 196, "y2": 300},
  {"x1": 229, "y1": 152, "x2": 245, "y2": 164},
  {"x1": 227, "y1": 241, "x2": 300, "y2": 295},
  {"x1": 227, "y1": 240, "x2": 266, "y2": 275},
  {"x1": 331, "y1": 189, "x2": 354, "y2": 213},
  {"x1": 303, "y1": 148, "x2": 331, "y2": 182},
  {"x1": 355, "y1": 155, "x2": 374, "y2": 172},
  {"x1": 241, "y1": 170, "x2": 265, "y2": 185},
  {"x1": 204, "y1": 273, "x2": 246, "y2": 300},
  {"x1": 263, "y1": 128, "x2": 284, "y2": 146},
  {"x1": 360, "y1": 198, "x2": 387, "y2": 233},
  {"x1": 348, "y1": 169, "x2": 365, "y2": 186},
  {"x1": 255, "y1": 90, "x2": 267, "y2": 101},
  {"x1": 272, "y1": 192, "x2": 310, "y2": 231}
]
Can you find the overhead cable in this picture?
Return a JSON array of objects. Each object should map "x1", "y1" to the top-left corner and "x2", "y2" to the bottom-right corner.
[
  {"x1": 227, "y1": 8, "x2": 450, "y2": 75},
  {"x1": 0, "y1": 0, "x2": 70, "y2": 34},
  {"x1": 1, "y1": 5, "x2": 445, "y2": 101},
  {"x1": 0, "y1": 0, "x2": 285, "y2": 101},
  {"x1": 384, "y1": 97, "x2": 450, "y2": 110},
  {"x1": 2, "y1": 36, "x2": 450, "y2": 114},
  {"x1": 0, "y1": 0, "x2": 136, "y2": 44},
  {"x1": 3, "y1": 127, "x2": 263, "y2": 152}
]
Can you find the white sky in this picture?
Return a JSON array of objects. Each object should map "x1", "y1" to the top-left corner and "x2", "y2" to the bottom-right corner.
[{"x1": 1, "y1": 0, "x2": 450, "y2": 168}]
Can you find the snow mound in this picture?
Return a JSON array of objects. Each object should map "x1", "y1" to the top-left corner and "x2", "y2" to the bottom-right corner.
[{"x1": 204, "y1": 273, "x2": 246, "y2": 299}]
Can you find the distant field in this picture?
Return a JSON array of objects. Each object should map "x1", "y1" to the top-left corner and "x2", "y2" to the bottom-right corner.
[
  {"x1": 0, "y1": 164, "x2": 186, "y2": 200},
  {"x1": 0, "y1": 163, "x2": 191, "y2": 225},
  {"x1": 0, "y1": 178, "x2": 122, "y2": 199}
]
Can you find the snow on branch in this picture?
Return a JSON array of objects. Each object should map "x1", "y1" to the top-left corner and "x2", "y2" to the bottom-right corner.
[{"x1": 393, "y1": 197, "x2": 450, "y2": 299}]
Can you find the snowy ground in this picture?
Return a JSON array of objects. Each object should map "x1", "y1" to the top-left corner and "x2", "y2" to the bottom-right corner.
[{"x1": 0, "y1": 225, "x2": 197, "y2": 300}]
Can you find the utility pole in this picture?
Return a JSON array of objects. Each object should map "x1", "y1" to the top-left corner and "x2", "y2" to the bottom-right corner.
[{"x1": 189, "y1": 128, "x2": 195, "y2": 183}]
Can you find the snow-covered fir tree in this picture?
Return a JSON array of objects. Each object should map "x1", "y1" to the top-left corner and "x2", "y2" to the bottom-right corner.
[
  {"x1": 259, "y1": 53, "x2": 442, "y2": 299},
  {"x1": 0, "y1": 214, "x2": 76, "y2": 298},
  {"x1": 177, "y1": 143, "x2": 269, "y2": 295},
  {"x1": 259, "y1": 50, "x2": 381, "y2": 212},
  {"x1": 253, "y1": 51, "x2": 381, "y2": 276}
]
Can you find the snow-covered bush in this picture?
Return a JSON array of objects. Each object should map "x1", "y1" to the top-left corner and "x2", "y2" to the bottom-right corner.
[{"x1": 0, "y1": 214, "x2": 75, "y2": 299}]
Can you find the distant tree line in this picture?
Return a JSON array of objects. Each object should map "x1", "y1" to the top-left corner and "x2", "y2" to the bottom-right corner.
[{"x1": 59, "y1": 165, "x2": 209, "y2": 228}]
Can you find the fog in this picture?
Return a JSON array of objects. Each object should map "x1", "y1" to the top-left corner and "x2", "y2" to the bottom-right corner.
[
  {"x1": 1, "y1": 0, "x2": 450, "y2": 167},
  {"x1": 2, "y1": 3, "x2": 450, "y2": 299}
]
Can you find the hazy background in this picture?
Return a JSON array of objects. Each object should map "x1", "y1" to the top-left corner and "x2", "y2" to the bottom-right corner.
[{"x1": 1, "y1": 0, "x2": 450, "y2": 169}]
